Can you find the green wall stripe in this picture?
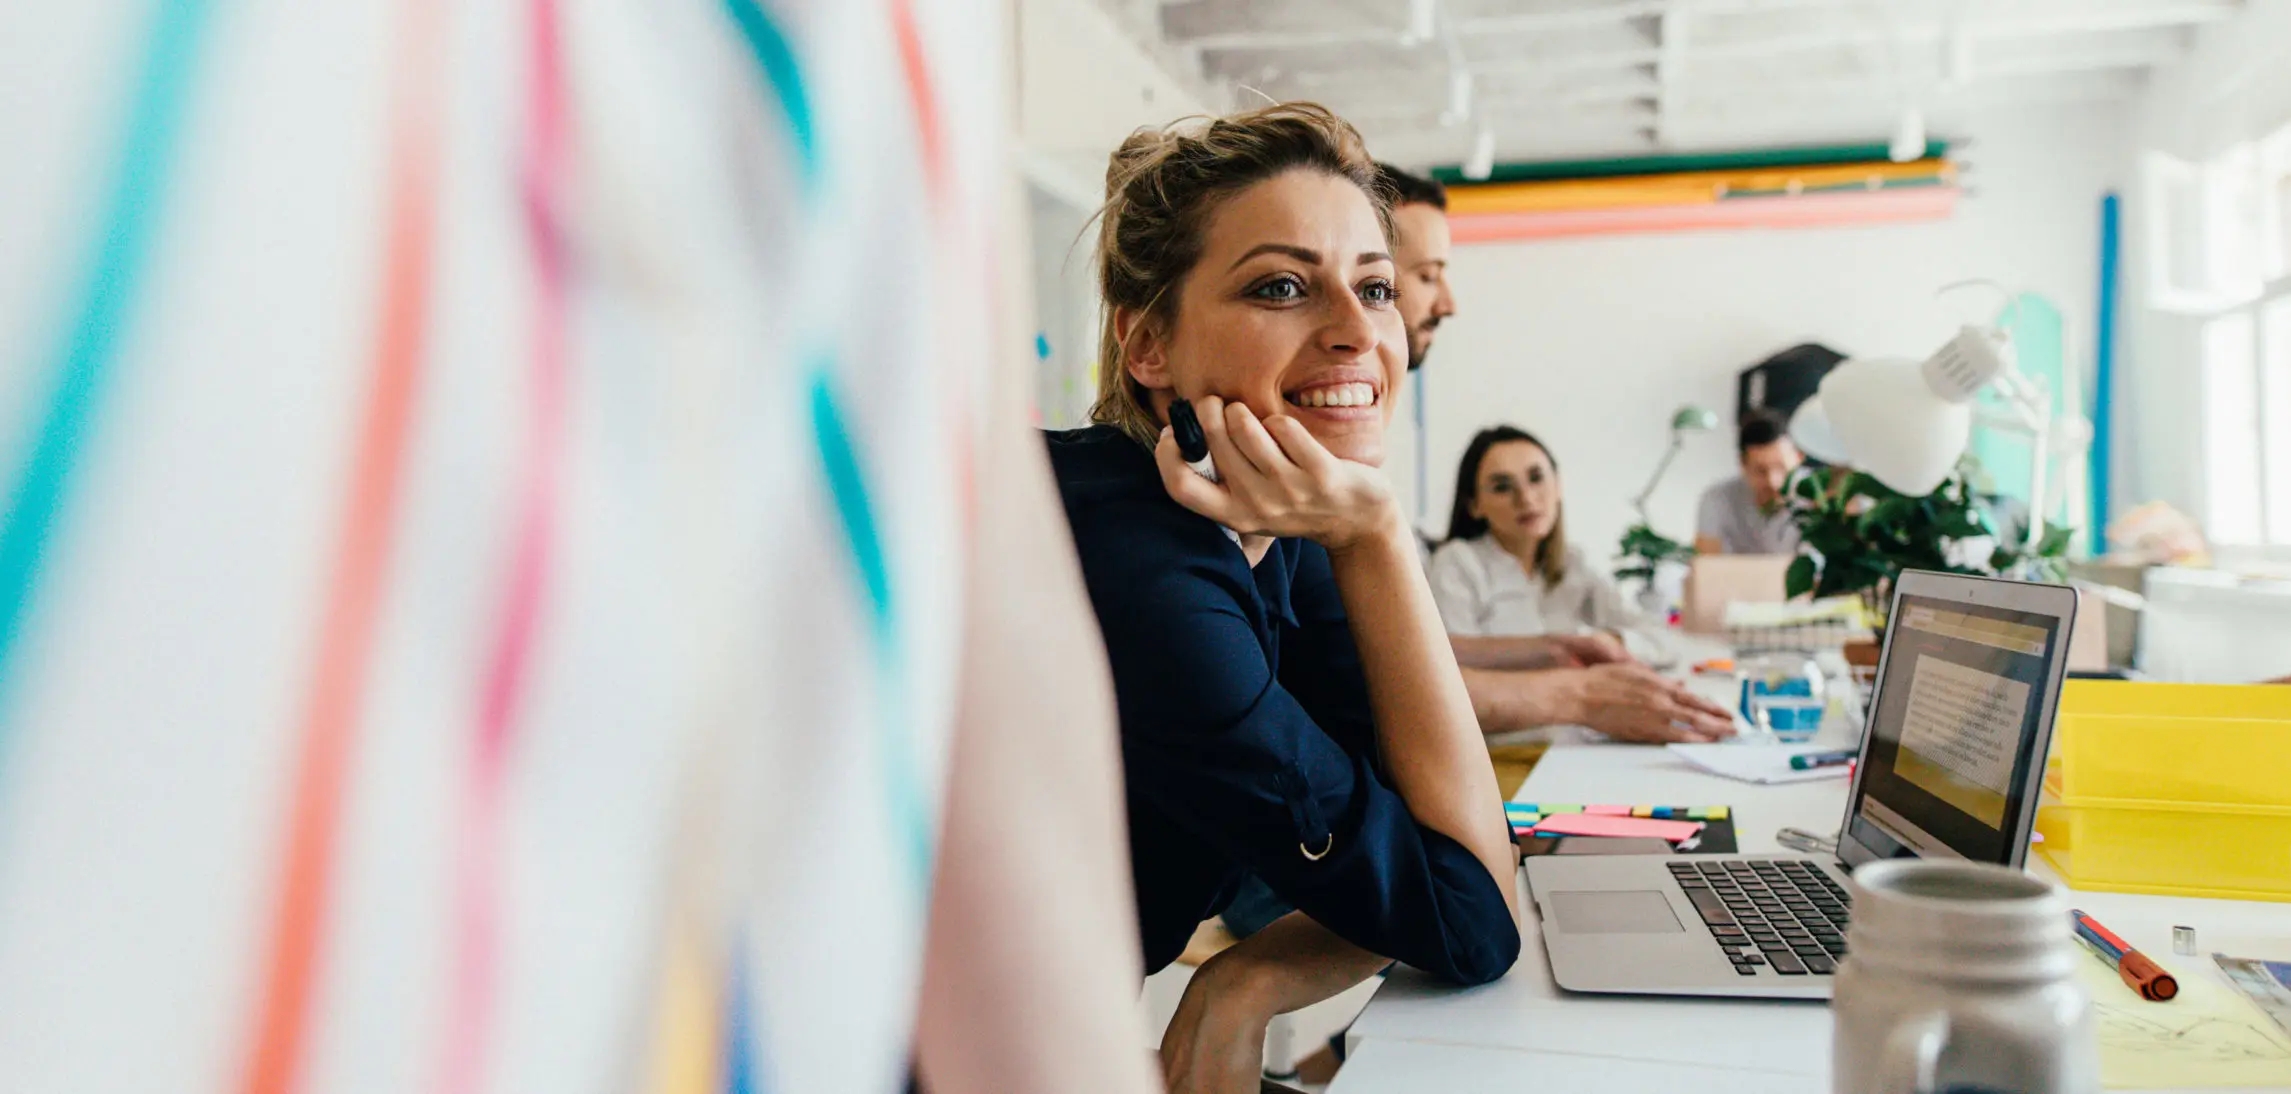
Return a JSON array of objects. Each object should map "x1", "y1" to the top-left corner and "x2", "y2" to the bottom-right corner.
[{"x1": 1431, "y1": 141, "x2": 1950, "y2": 186}]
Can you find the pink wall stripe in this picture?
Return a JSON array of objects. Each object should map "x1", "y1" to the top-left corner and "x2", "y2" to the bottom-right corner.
[{"x1": 433, "y1": 0, "x2": 568, "y2": 1090}]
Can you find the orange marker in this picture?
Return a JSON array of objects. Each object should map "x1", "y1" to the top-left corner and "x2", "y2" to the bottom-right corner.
[{"x1": 2071, "y1": 909, "x2": 2179, "y2": 1001}]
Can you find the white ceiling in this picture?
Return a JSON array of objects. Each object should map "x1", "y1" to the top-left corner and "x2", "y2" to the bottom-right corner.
[{"x1": 1106, "y1": 0, "x2": 2244, "y2": 167}]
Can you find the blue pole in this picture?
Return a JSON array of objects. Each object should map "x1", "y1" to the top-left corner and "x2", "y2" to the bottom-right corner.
[{"x1": 2091, "y1": 193, "x2": 2120, "y2": 555}]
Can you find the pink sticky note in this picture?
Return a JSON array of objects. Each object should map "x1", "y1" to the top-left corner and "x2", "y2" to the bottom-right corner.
[
  {"x1": 1584, "y1": 804, "x2": 1632, "y2": 816},
  {"x1": 1532, "y1": 813, "x2": 1704, "y2": 842}
]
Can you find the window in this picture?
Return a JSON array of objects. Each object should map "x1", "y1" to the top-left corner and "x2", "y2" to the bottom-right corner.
[
  {"x1": 2266, "y1": 297, "x2": 2291, "y2": 544},
  {"x1": 2167, "y1": 117, "x2": 2291, "y2": 548},
  {"x1": 2202, "y1": 313, "x2": 2261, "y2": 545}
]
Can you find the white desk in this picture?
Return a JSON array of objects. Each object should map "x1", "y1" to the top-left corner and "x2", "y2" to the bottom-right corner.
[{"x1": 1334, "y1": 738, "x2": 2291, "y2": 1093}]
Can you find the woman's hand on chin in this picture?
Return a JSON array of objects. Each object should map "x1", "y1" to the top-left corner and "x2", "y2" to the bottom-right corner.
[{"x1": 1155, "y1": 395, "x2": 1397, "y2": 551}]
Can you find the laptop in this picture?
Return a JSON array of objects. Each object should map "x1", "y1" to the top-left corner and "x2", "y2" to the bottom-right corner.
[
  {"x1": 1525, "y1": 570, "x2": 2078, "y2": 1000},
  {"x1": 1680, "y1": 554, "x2": 1792, "y2": 634}
]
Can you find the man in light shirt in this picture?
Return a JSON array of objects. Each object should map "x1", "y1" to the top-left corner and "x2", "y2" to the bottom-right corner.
[{"x1": 1696, "y1": 410, "x2": 1805, "y2": 555}]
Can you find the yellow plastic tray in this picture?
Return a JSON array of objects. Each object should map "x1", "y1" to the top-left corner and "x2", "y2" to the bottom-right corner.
[
  {"x1": 2035, "y1": 681, "x2": 2291, "y2": 900},
  {"x1": 2049, "y1": 681, "x2": 2291, "y2": 809},
  {"x1": 2035, "y1": 795, "x2": 2291, "y2": 903}
]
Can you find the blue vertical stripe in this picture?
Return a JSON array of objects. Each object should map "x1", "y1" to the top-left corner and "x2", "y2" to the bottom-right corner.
[
  {"x1": 807, "y1": 363, "x2": 932, "y2": 891},
  {"x1": 724, "y1": 945, "x2": 762, "y2": 1094},
  {"x1": 0, "y1": 0, "x2": 216, "y2": 720},
  {"x1": 2091, "y1": 193, "x2": 2120, "y2": 555},
  {"x1": 721, "y1": 0, "x2": 816, "y2": 179}
]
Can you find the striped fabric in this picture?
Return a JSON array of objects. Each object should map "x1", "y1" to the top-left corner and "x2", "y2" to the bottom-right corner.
[{"x1": 0, "y1": 1, "x2": 998, "y2": 1092}]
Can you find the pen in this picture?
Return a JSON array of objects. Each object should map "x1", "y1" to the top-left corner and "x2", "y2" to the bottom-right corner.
[
  {"x1": 1168, "y1": 399, "x2": 1218, "y2": 483},
  {"x1": 1789, "y1": 748, "x2": 1858, "y2": 771},
  {"x1": 2070, "y1": 909, "x2": 2179, "y2": 1001}
]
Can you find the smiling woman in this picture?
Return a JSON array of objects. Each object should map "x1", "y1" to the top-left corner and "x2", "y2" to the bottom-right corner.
[{"x1": 1048, "y1": 103, "x2": 1522, "y2": 1094}]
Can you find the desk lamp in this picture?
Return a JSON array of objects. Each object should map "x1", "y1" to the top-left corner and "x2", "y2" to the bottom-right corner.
[
  {"x1": 1631, "y1": 404, "x2": 1721, "y2": 525},
  {"x1": 1787, "y1": 323, "x2": 2086, "y2": 551}
]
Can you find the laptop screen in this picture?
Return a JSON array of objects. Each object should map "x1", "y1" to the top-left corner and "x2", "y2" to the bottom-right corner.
[{"x1": 1843, "y1": 594, "x2": 2063, "y2": 865}]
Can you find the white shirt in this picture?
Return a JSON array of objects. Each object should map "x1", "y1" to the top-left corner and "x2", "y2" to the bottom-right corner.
[{"x1": 1427, "y1": 535, "x2": 1670, "y2": 663}]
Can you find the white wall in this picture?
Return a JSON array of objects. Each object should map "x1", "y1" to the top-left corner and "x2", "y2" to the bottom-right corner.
[
  {"x1": 1012, "y1": 0, "x2": 1217, "y2": 428},
  {"x1": 1388, "y1": 105, "x2": 2127, "y2": 571},
  {"x1": 1015, "y1": 0, "x2": 1214, "y2": 206},
  {"x1": 2116, "y1": 0, "x2": 2291, "y2": 532}
]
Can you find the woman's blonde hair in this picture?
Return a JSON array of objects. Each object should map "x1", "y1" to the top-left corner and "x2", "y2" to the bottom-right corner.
[{"x1": 1088, "y1": 102, "x2": 1389, "y2": 447}]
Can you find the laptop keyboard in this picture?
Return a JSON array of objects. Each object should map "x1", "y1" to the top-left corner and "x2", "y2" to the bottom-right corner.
[{"x1": 1665, "y1": 859, "x2": 1852, "y2": 976}]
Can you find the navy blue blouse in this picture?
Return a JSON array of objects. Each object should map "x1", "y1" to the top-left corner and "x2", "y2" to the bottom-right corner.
[{"x1": 1045, "y1": 426, "x2": 1519, "y2": 986}]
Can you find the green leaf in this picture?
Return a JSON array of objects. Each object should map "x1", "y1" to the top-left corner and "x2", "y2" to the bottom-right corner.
[
  {"x1": 1784, "y1": 554, "x2": 1817, "y2": 599},
  {"x1": 2035, "y1": 525, "x2": 2076, "y2": 558}
]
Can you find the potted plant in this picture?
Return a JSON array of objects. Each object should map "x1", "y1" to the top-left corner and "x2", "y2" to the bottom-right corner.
[
  {"x1": 1782, "y1": 458, "x2": 2074, "y2": 638},
  {"x1": 1614, "y1": 522, "x2": 1698, "y2": 615}
]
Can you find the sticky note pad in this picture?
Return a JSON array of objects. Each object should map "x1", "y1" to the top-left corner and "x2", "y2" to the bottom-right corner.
[
  {"x1": 1630, "y1": 806, "x2": 1654, "y2": 818},
  {"x1": 1707, "y1": 806, "x2": 1730, "y2": 820},
  {"x1": 1532, "y1": 813, "x2": 1705, "y2": 842},
  {"x1": 1510, "y1": 803, "x2": 1538, "y2": 814},
  {"x1": 1652, "y1": 806, "x2": 1673, "y2": 818},
  {"x1": 1535, "y1": 830, "x2": 1561, "y2": 838},
  {"x1": 1686, "y1": 807, "x2": 1710, "y2": 819},
  {"x1": 1585, "y1": 804, "x2": 1630, "y2": 816},
  {"x1": 1543, "y1": 804, "x2": 1581, "y2": 814}
]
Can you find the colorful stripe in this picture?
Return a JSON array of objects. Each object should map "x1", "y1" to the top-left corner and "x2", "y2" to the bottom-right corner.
[
  {"x1": 888, "y1": 0, "x2": 943, "y2": 195},
  {"x1": 722, "y1": 0, "x2": 816, "y2": 179},
  {"x1": 1450, "y1": 185, "x2": 1958, "y2": 244},
  {"x1": 434, "y1": 0, "x2": 569, "y2": 1090},
  {"x1": 642, "y1": 916, "x2": 725, "y2": 1094},
  {"x1": 0, "y1": 0, "x2": 215, "y2": 736},
  {"x1": 808, "y1": 364, "x2": 932, "y2": 888},
  {"x1": 238, "y1": 3, "x2": 447, "y2": 1091},
  {"x1": 723, "y1": 947, "x2": 761, "y2": 1094},
  {"x1": 1443, "y1": 158, "x2": 1953, "y2": 217},
  {"x1": 1430, "y1": 140, "x2": 1951, "y2": 185}
]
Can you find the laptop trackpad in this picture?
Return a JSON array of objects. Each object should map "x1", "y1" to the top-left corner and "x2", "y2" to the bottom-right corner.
[{"x1": 1549, "y1": 890, "x2": 1686, "y2": 934}]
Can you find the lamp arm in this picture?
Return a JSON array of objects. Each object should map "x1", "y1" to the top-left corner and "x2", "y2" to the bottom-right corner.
[{"x1": 1632, "y1": 434, "x2": 1685, "y2": 526}]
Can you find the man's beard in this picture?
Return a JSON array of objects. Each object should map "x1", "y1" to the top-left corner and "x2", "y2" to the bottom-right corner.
[{"x1": 1406, "y1": 321, "x2": 1438, "y2": 371}]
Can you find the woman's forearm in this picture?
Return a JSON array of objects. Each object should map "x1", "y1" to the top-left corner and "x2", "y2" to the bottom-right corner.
[{"x1": 1324, "y1": 509, "x2": 1519, "y2": 915}]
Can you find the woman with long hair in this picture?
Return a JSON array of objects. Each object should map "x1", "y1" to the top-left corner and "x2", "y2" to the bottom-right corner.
[
  {"x1": 1046, "y1": 103, "x2": 1521, "y2": 1092},
  {"x1": 1429, "y1": 426, "x2": 1665, "y2": 655}
]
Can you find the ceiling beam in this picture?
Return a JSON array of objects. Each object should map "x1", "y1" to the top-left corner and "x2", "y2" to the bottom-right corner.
[{"x1": 1159, "y1": 0, "x2": 2237, "y2": 55}]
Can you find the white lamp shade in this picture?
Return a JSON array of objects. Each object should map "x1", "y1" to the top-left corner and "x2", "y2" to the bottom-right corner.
[
  {"x1": 1787, "y1": 395, "x2": 1851, "y2": 465},
  {"x1": 1816, "y1": 357, "x2": 1970, "y2": 497}
]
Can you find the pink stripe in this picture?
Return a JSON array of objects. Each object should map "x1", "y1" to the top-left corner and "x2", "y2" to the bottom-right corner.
[
  {"x1": 435, "y1": 0, "x2": 567, "y2": 1090},
  {"x1": 1450, "y1": 186, "x2": 1958, "y2": 243}
]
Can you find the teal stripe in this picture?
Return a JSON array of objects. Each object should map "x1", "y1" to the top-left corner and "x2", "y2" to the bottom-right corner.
[
  {"x1": 806, "y1": 364, "x2": 932, "y2": 890},
  {"x1": 807, "y1": 367, "x2": 889, "y2": 632},
  {"x1": 0, "y1": 0, "x2": 216, "y2": 717},
  {"x1": 721, "y1": 0, "x2": 816, "y2": 178},
  {"x1": 724, "y1": 942, "x2": 761, "y2": 1094}
]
